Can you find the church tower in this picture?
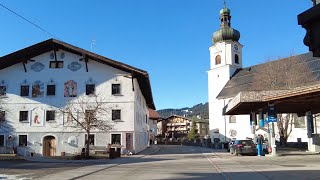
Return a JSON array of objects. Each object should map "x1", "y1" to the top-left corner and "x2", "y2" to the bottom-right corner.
[{"x1": 208, "y1": 3, "x2": 243, "y2": 143}]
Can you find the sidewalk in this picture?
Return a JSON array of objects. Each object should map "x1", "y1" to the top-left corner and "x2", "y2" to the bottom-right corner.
[
  {"x1": 277, "y1": 149, "x2": 320, "y2": 156},
  {"x1": 135, "y1": 145, "x2": 161, "y2": 157},
  {"x1": 23, "y1": 145, "x2": 161, "y2": 163}
]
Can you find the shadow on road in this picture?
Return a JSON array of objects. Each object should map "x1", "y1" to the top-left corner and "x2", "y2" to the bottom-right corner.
[
  {"x1": 150, "y1": 170, "x2": 320, "y2": 180},
  {"x1": 0, "y1": 160, "x2": 86, "y2": 169},
  {"x1": 138, "y1": 145, "x2": 218, "y2": 156}
]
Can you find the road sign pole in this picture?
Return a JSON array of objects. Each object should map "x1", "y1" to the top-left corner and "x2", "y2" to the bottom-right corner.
[
  {"x1": 270, "y1": 122, "x2": 277, "y2": 156},
  {"x1": 267, "y1": 104, "x2": 277, "y2": 156}
]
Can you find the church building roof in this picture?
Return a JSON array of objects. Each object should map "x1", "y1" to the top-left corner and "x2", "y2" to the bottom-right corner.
[{"x1": 217, "y1": 52, "x2": 320, "y2": 100}]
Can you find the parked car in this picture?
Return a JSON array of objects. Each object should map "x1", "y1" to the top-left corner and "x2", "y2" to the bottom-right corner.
[{"x1": 230, "y1": 140, "x2": 257, "y2": 156}]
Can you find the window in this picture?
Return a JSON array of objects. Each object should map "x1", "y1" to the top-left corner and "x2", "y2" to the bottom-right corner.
[
  {"x1": 19, "y1": 111, "x2": 28, "y2": 122},
  {"x1": 112, "y1": 84, "x2": 121, "y2": 95},
  {"x1": 47, "y1": 85, "x2": 56, "y2": 96},
  {"x1": 46, "y1": 111, "x2": 55, "y2": 121},
  {"x1": 85, "y1": 110, "x2": 96, "y2": 121},
  {"x1": 294, "y1": 115, "x2": 306, "y2": 128},
  {"x1": 0, "y1": 111, "x2": 4, "y2": 122},
  {"x1": 19, "y1": 135, "x2": 27, "y2": 146},
  {"x1": 111, "y1": 134, "x2": 121, "y2": 145},
  {"x1": 0, "y1": 86, "x2": 6, "y2": 96},
  {"x1": 0, "y1": 135, "x2": 4, "y2": 146},
  {"x1": 49, "y1": 61, "x2": 64, "y2": 68},
  {"x1": 86, "y1": 84, "x2": 95, "y2": 95},
  {"x1": 215, "y1": 55, "x2": 221, "y2": 65},
  {"x1": 235, "y1": 54, "x2": 239, "y2": 64},
  {"x1": 85, "y1": 134, "x2": 95, "y2": 146},
  {"x1": 20, "y1": 85, "x2": 29, "y2": 96},
  {"x1": 112, "y1": 110, "x2": 121, "y2": 121},
  {"x1": 229, "y1": 115, "x2": 236, "y2": 123}
]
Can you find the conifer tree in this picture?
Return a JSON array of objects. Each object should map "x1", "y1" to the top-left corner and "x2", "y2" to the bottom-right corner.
[{"x1": 188, "y1": 120, "x2": 198, "y2": 141}]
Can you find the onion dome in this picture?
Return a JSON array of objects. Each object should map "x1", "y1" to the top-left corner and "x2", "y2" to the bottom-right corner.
[
  {"x1": 212, "y1": 6, "x2": 240, "y2": 44},
  {"x1": 220, "y1": 7, "x2": 230, "y2": 14}
]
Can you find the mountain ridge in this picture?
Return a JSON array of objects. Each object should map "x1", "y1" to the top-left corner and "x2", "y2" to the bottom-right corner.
[{"x1": 157, "y1": 103, "x2": 209, "y2": 119}]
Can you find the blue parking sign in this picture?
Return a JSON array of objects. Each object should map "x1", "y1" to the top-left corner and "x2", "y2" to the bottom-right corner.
[{"x1": 267, "y1": 106, "x2": 277, "y2": 123}]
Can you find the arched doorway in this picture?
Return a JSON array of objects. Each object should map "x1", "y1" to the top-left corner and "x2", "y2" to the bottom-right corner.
[{"x1": 43, "y1": 136, "x2": 56, "y2": 156}]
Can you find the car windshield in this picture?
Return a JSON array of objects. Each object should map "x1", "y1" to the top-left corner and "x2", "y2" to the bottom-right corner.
[{"x1": 237, "y1": 140, "x2": 253, "y2": 145}]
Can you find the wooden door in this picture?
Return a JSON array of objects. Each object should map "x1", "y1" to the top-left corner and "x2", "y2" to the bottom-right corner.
[
  {"x1": 50, "y1": 138, "x2": 56, "y2": 156},
  {"x1": 43, "y1": 136, "x2": 56, "y2": 156}
]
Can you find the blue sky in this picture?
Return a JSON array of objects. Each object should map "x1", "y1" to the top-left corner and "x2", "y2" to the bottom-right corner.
[{"x1": 0, "y1": 1, "x2": 312, "y2": 110}]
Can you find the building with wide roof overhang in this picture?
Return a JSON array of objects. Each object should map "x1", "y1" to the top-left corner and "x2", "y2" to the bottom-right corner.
[
  {"x1": 208, "y1": 5, "x2": 320, "y2": 151},
  {"x1": 0, "y1": 39, "x2": 156, "y2": 156}
]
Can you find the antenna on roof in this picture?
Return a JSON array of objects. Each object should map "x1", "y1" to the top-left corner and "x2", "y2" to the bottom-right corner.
[{"x1": 91, "y1": 39, "x2": 96, "y2": 52}]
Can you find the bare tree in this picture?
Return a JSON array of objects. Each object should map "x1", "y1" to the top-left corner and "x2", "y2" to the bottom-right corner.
[
  {"x1": 254, "y1": 54, "x2": 314, "y2": 90},
  {"x1": 0, "y1": 97, "x2": 13, "y2": 131},
  {"x1": 62, "y1": 94, "x2": 114, "y2": 158},
  {"x1": 0, "y1": 98, "x2": 4, "y2": 125},
  {"x1": 0, "y1": 107, "x2": 5, "y2": 128},
  {"x1": 254, "y1": 54, "x2": 315, "y2": 146},
  {"x1": 277, "y1": 114, "x2": 294, "y2": 147}
]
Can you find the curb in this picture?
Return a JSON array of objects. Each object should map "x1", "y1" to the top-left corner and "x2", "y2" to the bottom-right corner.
[
  {"x1": 24, "y1": 146, "x2": 161, "y2": 163},
  {"x1": 24, "y1": 157, "x2": 111, "y2": 163},
  {"x1": 137, "y1": 146, "x2": 161, "y2": 157}
]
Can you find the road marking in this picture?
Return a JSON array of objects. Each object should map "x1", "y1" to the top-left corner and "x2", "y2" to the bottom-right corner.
[
  {"x1": 68, "y1": 146, "x2": 162, "y2": 179},
  {"x1": 207, "y1": 149, "x2": 273, "y2": 180},
  {"x1": 200, "y1": 148, "x2": 230, "y2": 180}
]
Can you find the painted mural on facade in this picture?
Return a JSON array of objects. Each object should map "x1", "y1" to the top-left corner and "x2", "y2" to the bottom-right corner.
[
  {"x1": 31, "y1": 107, "x2": 44, "y2": 126},
  {"x1": 32, "y1": 81, "x2": 44, "y2": 97},
  {"x1": 64, "y1": 80, "x2": 77, "y2": 97}
]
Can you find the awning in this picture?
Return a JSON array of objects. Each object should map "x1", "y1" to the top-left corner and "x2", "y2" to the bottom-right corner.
[{"x1": 223, "y1": 84, "x2": 320, "y2": 115}]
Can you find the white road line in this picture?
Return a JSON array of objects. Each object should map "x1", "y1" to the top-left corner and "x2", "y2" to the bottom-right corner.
[
  {"x1": 208, "y1": 149, "x2": 272, "y2": 180},
  {"x1": 200, "y1": 148, "x2": 230, "y2": 180}
]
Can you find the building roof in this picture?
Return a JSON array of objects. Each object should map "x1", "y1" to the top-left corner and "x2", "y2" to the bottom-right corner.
[
  {"x1": 224, "y1": 84, "x2": 320, "y2": 115},
  {"x1": 165, "y1": 115, "x2": 191, "y2": 121},
  {"x1": 217, "y1": 52, "x2": 320, "y2": 100},
  {"x1": 0, "y1": 39, "x2": 155, "y2": 109},
  {"x1": 187, "y1": 116, "x2": 208, "y2": 123},
  {"x1": 149, "y1": 109, "x2": 161, "y2": 120}
]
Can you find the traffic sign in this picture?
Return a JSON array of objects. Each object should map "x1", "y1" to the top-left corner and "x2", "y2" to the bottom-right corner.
[{"x1": 267, "y1": 106, "x2": 277, "y2": 123}]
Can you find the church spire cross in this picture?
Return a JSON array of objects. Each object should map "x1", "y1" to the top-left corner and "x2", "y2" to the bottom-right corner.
[{"x1": 224, "y1": 0, "x2": 227, "y2": 8}]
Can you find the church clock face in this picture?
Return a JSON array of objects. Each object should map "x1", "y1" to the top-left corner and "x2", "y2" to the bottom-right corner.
[{"x1": 234, "y1": 44, "x2": 238, "y2": 51}]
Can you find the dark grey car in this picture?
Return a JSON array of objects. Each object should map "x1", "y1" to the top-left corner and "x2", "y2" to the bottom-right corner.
[{"x1": 230, "y1": 140, "x2": 257, "y2": 156}]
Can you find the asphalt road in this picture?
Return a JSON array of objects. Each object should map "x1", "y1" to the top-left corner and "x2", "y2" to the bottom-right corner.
[
  {"x1": 74, "y1": 145, "x2": 226, "y2": 180},
  {"x1": 1, "y1": 145, "x2": 320, "y2": 180},
  {"x1": 0, "y1": 160, "x2": 89, "y2": 179}
]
